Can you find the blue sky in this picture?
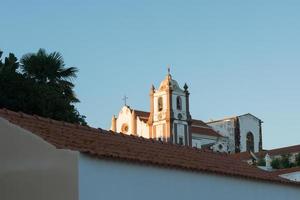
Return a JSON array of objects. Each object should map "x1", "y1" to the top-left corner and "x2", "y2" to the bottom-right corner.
[{"x1": 1, "y1": 0, "x2": 300, "y2": 149}]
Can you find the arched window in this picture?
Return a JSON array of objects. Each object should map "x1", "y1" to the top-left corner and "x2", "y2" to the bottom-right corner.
[
  {"x1": 176, "y1": 96, "x2": 182, "y2": 110},
  {"x1": 158, "y1": 97, "x2": 163, "y2": 112},
  {"x1": 246, "y1": 132, "x2": 254, "y2": 152},
  {"x1": 121, "y1": 123, "x2": 129, "y2": 133}
]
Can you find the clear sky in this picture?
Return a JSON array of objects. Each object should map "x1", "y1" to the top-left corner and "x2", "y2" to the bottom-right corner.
[{"x1": 1, "y1": 0, "x2": 300, "y2": 149}]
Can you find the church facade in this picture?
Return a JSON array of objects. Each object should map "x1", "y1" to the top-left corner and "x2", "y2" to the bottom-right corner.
[{"x1": 111, "y1": 72, "x2": 263, "y2": 154}]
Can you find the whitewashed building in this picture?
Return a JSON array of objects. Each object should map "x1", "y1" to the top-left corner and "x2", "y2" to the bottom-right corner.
[
  {"x1": 207, "y1": 114, "x2": 263, "y2": 153},
  {"x1": 1, "y1": 109, "x2": 300, "y2": 200},
  {"x1": 111, "y1": 72, "x2": 262, "y2": 153}
]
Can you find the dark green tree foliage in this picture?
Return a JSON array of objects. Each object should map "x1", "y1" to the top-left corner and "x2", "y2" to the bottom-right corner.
[
  {"x1": 296, "y1": 153, "x2": 300, "y2": 166},
  {"x1": 257, "y1": 158, "x2": 266, "y2": 166},
  {"x1": 280, "y1": 154, "x2": 292, "y2": 168},
  {"x1": 271, "y1": 154, "x2": 296, "y2": 169},
  {"x1": 0, "y1": 49, "x2": 86, "y2": 125},
  {"x1": 271, "y1": 158, "x2": 281, "y2": 169}
]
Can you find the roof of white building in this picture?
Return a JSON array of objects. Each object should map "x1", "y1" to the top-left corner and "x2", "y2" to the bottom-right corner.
[
  {"x1": 207, "y1": 113, "x2": 263, "y2": 124},
  {"x1": 232, "y1": 145, "x2": 300, "y2": 161}
]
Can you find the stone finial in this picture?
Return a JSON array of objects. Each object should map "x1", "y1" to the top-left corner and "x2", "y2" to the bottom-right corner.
[
  {"x1": 184, "y1": 83, "x2": 189, "y2": 91},
  {"x1": 167, "y1": 65, "x2": 172, "y2": 80},
  {"x1": 111, "y1": 115, "x2": 117, "y2": 132},
  {"x1": 150, "y1": 84, "x2": 155, "y2": 94}
]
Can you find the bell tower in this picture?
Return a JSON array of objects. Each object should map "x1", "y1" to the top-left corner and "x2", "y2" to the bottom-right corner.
[{"x1": 148, "y1": 69, "x2": 192, "y2": 146}]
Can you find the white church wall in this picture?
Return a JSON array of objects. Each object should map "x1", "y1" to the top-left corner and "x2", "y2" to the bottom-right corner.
[
  {"x1": 155, "y1": 123, "x2": 165, "y2": 139},
  {"x1": 136, "y1": 118, "x2": 150, "y2": 138},
  {"x1": 191, "y1": 134, "x2": 217, "y2": 148},
  {"x1": 212, "y1": 137, "x2": 229, "y2": 153},
  {"x1": 79, "y1": 154, "x2": 300, "y2": 200},
  {"x1": 173, "y1": 120, "x2": 188, "y2": 144},
  {"x1": 0, "y1": 118, "x2": 79, "y2": 200},
  {"x1": 176, "y1": 123, "x2": 185, "y2": 144},
  {"x1": 116, "y1": 106, "x2": 133, "y2": 134},
  {"x1": 238, "y1": 114, "x2": 260, "y2": 153},
  {"x1": 208, "y1": 119, "x2": 236, "y2": 153},
  {"x1": 153, "y1": 91, "x2": 167, "y2": 121}
]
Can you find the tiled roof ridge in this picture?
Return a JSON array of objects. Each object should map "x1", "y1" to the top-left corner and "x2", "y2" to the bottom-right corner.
[
  {"x1": 0, "y1": 108, "x2": 101, "y2": 134},
  {"x1": 266, "y1": 145, "x2": 300, "y2": 154},
  {"x1": 0, "y1": 108, "x2": 224, "y2": 155},
  {"x1": 134, "y1": 109, "x2": 150, "y2": 115},
  {"x1": 271, "y1": 167, "x2": 300, "y2": 176},
  {"x1": 1, "y1": 108, "x2": 299, "y2": 187},
  {"x1": 191, "y1": 125, "x2": 212, "y2": 129}
]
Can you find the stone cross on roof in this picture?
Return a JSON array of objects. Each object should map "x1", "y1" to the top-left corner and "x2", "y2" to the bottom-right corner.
[{"x1": 122, "y1": 95, "x2": 128, "y2": 106}]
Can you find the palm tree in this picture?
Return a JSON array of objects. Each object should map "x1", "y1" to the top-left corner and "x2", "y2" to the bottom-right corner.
[
  {"x1": 0, "y1": 50, "x2": 19, "y2": 73},
  {"x1": 20, "y1": 49, "x2": 79, "y2": 103}
]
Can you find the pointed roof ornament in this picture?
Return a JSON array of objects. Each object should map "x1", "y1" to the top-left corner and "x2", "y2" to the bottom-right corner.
[
  {"x1": 150, "y1": 84, "x2": 155, "y2": 94},
  {"x1": 167, "y1": 65, "x2": 172, "y2": 80},
  {"x1": 184, "y1": 83, "x2": 189, "y2": 91}
]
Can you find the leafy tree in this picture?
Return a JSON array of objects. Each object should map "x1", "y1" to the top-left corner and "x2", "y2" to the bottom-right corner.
[
  {"x1": 20, "y1": 49, "x2": 79, "y2": 103},
  {"x1": 0, "y1": 50, "x2": 19, "y2": 73},
  {"x1": 271, "y1": 158, "x2": 280, "y2": 169},
  {"x1": 270, "y1": 154, "x2": 296, "y2": 169},
  {"x1": 257, "y1": 158, "x2": 266, "y2": 166},
  {"x1": 0, "y1": 49, "x2": 86, "y2": 125},
  {"x1": 280, "y1": 154, "x2": 291, "y2": 168},
  {"x1": 296, "y1": 153, "x2": 300, "y2": 166}
]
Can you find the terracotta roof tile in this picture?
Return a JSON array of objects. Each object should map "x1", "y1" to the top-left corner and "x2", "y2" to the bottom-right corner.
[
  {"x1": 191, "y1": 126, "x2": 222, "y2": 137},
  {"x1": 0, "y1": 108, "x2": 299, "y2": 186},
  {"x1": 262, "y1": 145, "x2": 300, "y2": 157},
  {"x1": 271, "y1": 167, "x2": 300, "y2": 176},
  {"x1": 191, "y1": 119, "x2": 211, "y2": 128},
  {"x1": 232, "y1": 145, "x2": 300, "y2": 161},
  {"x1": 134, "y1": 110, "x2": 150, "y2": 123},
  {"x1": 134, "y1": 110, "x2": 150, "y2": 118}
]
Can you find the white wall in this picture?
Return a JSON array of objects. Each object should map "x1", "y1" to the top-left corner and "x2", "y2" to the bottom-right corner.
[
  {"x1": 238, "y1": 114, "x2": 260, "y2": 153},
  {"x1": 0, "y1": 118, "x2": 79, "y2": 200},
  {"x1": 153, "y1": 91, "x2": 167, "y2": 122},
  {"x1": 79, "y1": 154, "x2": 300, "y2": 200},
  {"x1": 208, "y1": 119, "x2": 236, "y2": 152},
  {"x1": 280, "y1": 172, "x2": 300, "y2": 182},
  {"x1": 191, "y1": 134, "x2": 216, "y2": 148},
  {"x1": 136, "y1": 117, "x2": 149, "y2": 138},
  {"x1": 116, "y1": 106, "x2": 133, "y2": 134}
]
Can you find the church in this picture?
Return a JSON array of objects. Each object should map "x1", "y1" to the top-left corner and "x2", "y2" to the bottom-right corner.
[{"x1": 111, "y1": 70, "x2": 263, "y2": 154}]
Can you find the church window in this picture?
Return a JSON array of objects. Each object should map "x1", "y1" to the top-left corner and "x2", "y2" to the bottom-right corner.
[
  {"x1": 218, "y1": 144, "x2": 223, "y2": 150},
  {"x1": 246, "y1": 132, "x2": 254, "y2": 152},
  {"x1": 178, "y1": 137, "x2": 184, "y2": 145},
  {"x1": 176, "y1": 96, "x2": 182, "y2": 110},
  {"x1": 158, "y1": 97, "x2": 163, "y2": 112},
  {"x1": 121, "y1": 123, "x2": 129, "y2": 133}
]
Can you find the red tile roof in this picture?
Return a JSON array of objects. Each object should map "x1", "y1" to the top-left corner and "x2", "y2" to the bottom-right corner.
[
  {"x1": 0, "y1": 108, "x2": 298, "y2": 186},
  {"x1": 191, "y1": 126, "x2": 222, "y2": 137},
  {"x1": 271, "y1": 167, "x2": 300, "y2": 176},
  {"x1": 230, "y1": 152, "x2": 255, "y2": 160},
  {"x1": 262, "y1": 145, "x2": 300, "y2": 157},
  {"x1": 232, "y1": 145, "x2": 300, "y2": 161},
  {"x1": 134, "y1": 110, "x2": 150, "y2": 123},
  {"x1": 192, "y1": 119, "x2": 212, "y2": 128}
]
